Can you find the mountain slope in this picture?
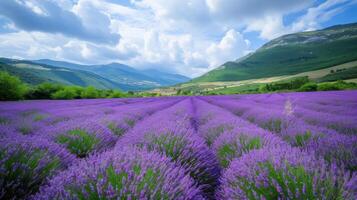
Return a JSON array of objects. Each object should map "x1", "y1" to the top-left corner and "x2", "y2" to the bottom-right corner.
[
  {"x1": 193, "y1": 22, "x2": 357, "y2": 82},
  {"x1": 33, "y1": 59, "x2": 190, "y2": 90},
  {"x1": 0, "y1": 58, "x2": 122, "y2": 89},
  {"x1": 141, "y1": 69, "x2": 191, "y2": 85}
]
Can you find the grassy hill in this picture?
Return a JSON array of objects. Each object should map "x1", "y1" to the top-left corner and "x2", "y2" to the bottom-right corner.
[
  {"x1": 0, "y1": 58, "x2": 190, "y2": 91},
  {"x1": 193, "y1": 23, "x2": 357, "y2": 82},
  {"x1": 0, "y1": 58, "x2": 122, "y2": 89},
  {"x1": 33, "y1": 59, "x2": 190, "y2": 91}
]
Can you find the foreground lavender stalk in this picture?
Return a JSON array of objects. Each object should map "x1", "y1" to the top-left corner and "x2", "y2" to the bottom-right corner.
[
  {"x1": 217, "y1": 146, "x2": 356, "y2": 200},
  {"x1": 116, "y1": 99, "x2": 220, "y2": 198},
  {"x1": 0, "y1": 91, "x2": 355, "y2": 199},
  {"x1": 0, "y1": 135, "x2": 76, "y2": 199},
  {"x1": 201, "y1": 92, "x2": 357, "y2": 170},
  {"x1": 33, "y1": 147, "x2": 203, "y2": 200}
]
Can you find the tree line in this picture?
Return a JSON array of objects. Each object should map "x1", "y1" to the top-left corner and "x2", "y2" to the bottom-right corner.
[{"x1": 0, "y1": 71, "x2": 159, "y2": 101}]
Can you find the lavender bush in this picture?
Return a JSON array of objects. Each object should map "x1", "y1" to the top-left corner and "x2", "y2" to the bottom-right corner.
[
  {"x1": 38, "y1": 120, "x2": 117, "y2": 158},
  {"x1": 34, "y1": 147, "x2": 203, "y2": 200},
  {"x1": 0, "y1": 135, "x2": 75, "y2": 199},
  {"x1": 116, "y1": 99, "x2": 220, "y2": 198},
  {"x1": 0, "y1": 91, "x2": 355, "y2": 199},
  {"x1": 217, "y1": 147, "x2": 356, "y2": 200},
  {"x1": 212, "y1": 131, "x2": 286, "y2": 168}
]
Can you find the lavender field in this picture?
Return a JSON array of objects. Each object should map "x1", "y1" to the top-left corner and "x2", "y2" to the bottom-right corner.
[{"x1": 0, "y1": 91, "x2": 356, "y2": 199}]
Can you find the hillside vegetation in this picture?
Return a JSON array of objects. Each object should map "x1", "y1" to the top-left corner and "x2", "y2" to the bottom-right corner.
[
  {"x1": 0, "y1": 58, "x2": 122, "y2": 89},
  {"x1": 193, "y1": 23, "x2": 357, "y2": 82},
  {"x1": 0, "y1": 71, "x2": 161, "y2": 100},
  {"x1": 33, "y1": 59, "x2": 190, "y2": 91},
  {"x1": 0, "y1": 58, "x2": 190, "y2": 91}
]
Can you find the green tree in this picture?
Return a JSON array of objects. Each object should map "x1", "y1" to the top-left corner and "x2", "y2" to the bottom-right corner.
[
  {"x1": 0, "y1": 71, "x2": 27, "y2": 100},
  {"x1": 108, "y1": 90, "x2": 125, "y2": 98},
  {"x1": 317, "y1": 82, "x2": 341, "y2": 91},
  {"x1": 258, "y1": 85, "x2": 268, "y2": 93},
  {"x1": 51, "y1": 87, "x2": 77, "y2": 99},
  {"x1": 26, "y1": 82, "x2": 63, "y2": 99},
  {"x1": 80, "y1": 86, "x2": 99, "y2": 99},
  {"x1": 298, "y1": 82, "x2": 317, "y2": 92}
]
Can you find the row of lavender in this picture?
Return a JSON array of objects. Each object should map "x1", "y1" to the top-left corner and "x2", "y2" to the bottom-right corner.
[
  {"x1": 1, "y1": 91, "x2": 356, "y2": 199},
  {"x1": 201, "y1": 91, "x2": 357, "y2": 171},
  {"x1": 194, "y1": 96, "x2": 356, "y2": 199},
  {"x1": 0, "y1": 97, "x2": 182, "y2": 199}
]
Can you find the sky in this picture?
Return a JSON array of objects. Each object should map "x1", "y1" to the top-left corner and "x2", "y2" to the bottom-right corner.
[{"x1": 0, "y1": 0, "x2": 356, "y2": 78}]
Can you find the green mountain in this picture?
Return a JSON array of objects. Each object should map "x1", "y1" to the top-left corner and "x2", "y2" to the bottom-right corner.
[
  {"x1": 0, "y1": 58, "x2": 123, "y2": 89},
  {"x1": 0, "y1": 58, "x2": 190, "y2": 91},
  {"x1": 193, "y1": 22, "x2": 357, "y2": 82},
  {"x1": 32, "y1": 59, "x2": 190, "y2": 90}
]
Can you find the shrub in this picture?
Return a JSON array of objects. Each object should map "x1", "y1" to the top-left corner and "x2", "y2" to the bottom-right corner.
[
  {"x1": 0, "y1": 71, "x2": 27, "y2": 100},
  {"x1": 56, "y1": 129, "x2": 100, "y2": 158},
  {"x1": 129, "y1": 132, "x2": 220, "y2": 198},
  {"x1": 0, "y1": 136, "x2": 75, "y2": 199},
  {"x1": 205, "y1": 124, "x2": 233, "y2": 146},
  {"x1": 26, "y1": 82, "x2": 63, "y2": 99},
  {"x1": 34, "y1": 148, "x2": 203, "y2": 199},
  {"x1": 51, "y1": 87, "x2": 77, "y2": 99},
  {"x1": 258, "y1": 85, "x2": 269, "y2": 93},
  {"x1": 263, "y1": 77, "x2": 310, "y2": 92},
  {"x1": 298, "y1": 82, "x2": 317, "y2": 92},
  {"x1": 213, "y1": 132, "x2": 285, "y2": 168},
  {"x1": 46, "y1": 120, "x2": 116, "y2": 157},
  {"x1": 218, "y1": 147, "x2": 355, "y2": 200},
  {"x1": 262, "y1": 118, "x2": 282, "y2": 133},
  {"x1": 108, "y1": 90, "x2": 125, "y2": 98},
  {"x1": 307, "y1": 133, "x2": 357, "y2": 171},
  {"x1": 317, "y1": 82, "x2": 341, "y2": 91},
  {"x1": 80, "y1": 86, "x2": 100, "y2": 99},
  {"x1": 107, "y1": 121, "x2": 127, "y2": 136},
  {"x1": 216, "y1": 135, "x2": 262, "y2": 168}
]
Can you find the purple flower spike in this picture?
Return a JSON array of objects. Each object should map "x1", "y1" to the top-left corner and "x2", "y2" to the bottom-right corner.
[
  {"x1": 217, "y1": 146, "x2": 356, "y2": 200},
  {"x1": 33, "y1": 147, "x2": 204, "y2": 200},
  {"x1": 0, "y1": 135, "x2": 76, "y2": 199}
]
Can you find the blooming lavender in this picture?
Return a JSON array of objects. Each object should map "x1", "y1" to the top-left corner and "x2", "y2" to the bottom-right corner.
[
  {"x1": 306, "y1": 133, "x2": 357, "y2": 171},
  {"x1": 203, "y1": 91, "x2": 357, "y2": 171},
  {"x1": 0, "y1": 135, "x2": 76, "y2": 199},
  {"x1": 212, "y1": 130, "x2": 287, "y2": 168},
  {"x1": 0, "y1": 91, "x2": 356, "y2": 199},
  {"x1": 37, "y1": 119, "x2": 117, "y2": 158},
  {"x1": 33, "y1": 147, "x2": 204, "y2": 200},
  {"x1": 116, "y1": 99, "x2": 220, "y2": 198},
  {"x1": 217, "y1": 146, "x2": 356, "y2": 200}
]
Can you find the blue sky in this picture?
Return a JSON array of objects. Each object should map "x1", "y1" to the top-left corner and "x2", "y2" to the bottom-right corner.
[{"x1": 0, "y1": 0, "x2": 356, "y2": 77}]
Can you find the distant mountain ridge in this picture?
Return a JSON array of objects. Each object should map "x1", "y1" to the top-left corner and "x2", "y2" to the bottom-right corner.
[
  {"x1": 192, "y1": 22, "x2": 357, "y2": 82},
  {"x1": 33, "y1": 59, "x2": 190, "y2": 90},
  {"x1": 0, "y1": 58, "x2": 190, "y2": 91}
]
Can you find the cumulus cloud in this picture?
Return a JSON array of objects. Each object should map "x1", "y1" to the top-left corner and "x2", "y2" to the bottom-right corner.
[
  {"x1": 206, "y1": 0, "x2": 312, "y2": 20},
  {"x1": 0, "y1": 0, "x2": 355, "y2": 77},
  {"x1": 206, "y1": 29, "x2": 250, "y2": 68},
  {"x1": 291, "y1": 0, "x2": 357, "y2": 32},
  {"x1": 0, "y1": 0, "x2": 119, "y2": 44}
]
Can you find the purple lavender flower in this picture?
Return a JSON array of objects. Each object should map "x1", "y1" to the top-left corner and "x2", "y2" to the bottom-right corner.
[
  {"x1": 37, "y1": 119, "x2": 117, "y2": 158},
  {"x1": 0, "y1": 135, "x2": 76, "y2": 199},
  {"x1": 212, "y1": 130, "x2": 287, "y2": 168},
  {"x1": 33, "y1": 147, "x2": 204, "y2": 200},
  {"x1": 116, "y1": 99, "x2": 220, "y2": 198},
  {"x1": 217, "y1": 146, "x2": 356, "y2": 200},
  {"x1": 306, "y1": 133, "x2": 357, "y2": 171}
]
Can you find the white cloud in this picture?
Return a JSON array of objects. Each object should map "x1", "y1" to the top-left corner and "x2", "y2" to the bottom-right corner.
[
  {"x1": 206, "y1": 29, "x2": 250, "y2": 68},
  {"x1": 245, "y1": 15, "x2": 288, "y2": 40},
  {"x1": 291, "y1": 0, "x2": 357, "y2": 32},
  {"x1": 0, "y1": 0, "x2": 355, "y2": 78},
  {"x1": 206, "y1": 0, "x2": 312, "y2": 20}
]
